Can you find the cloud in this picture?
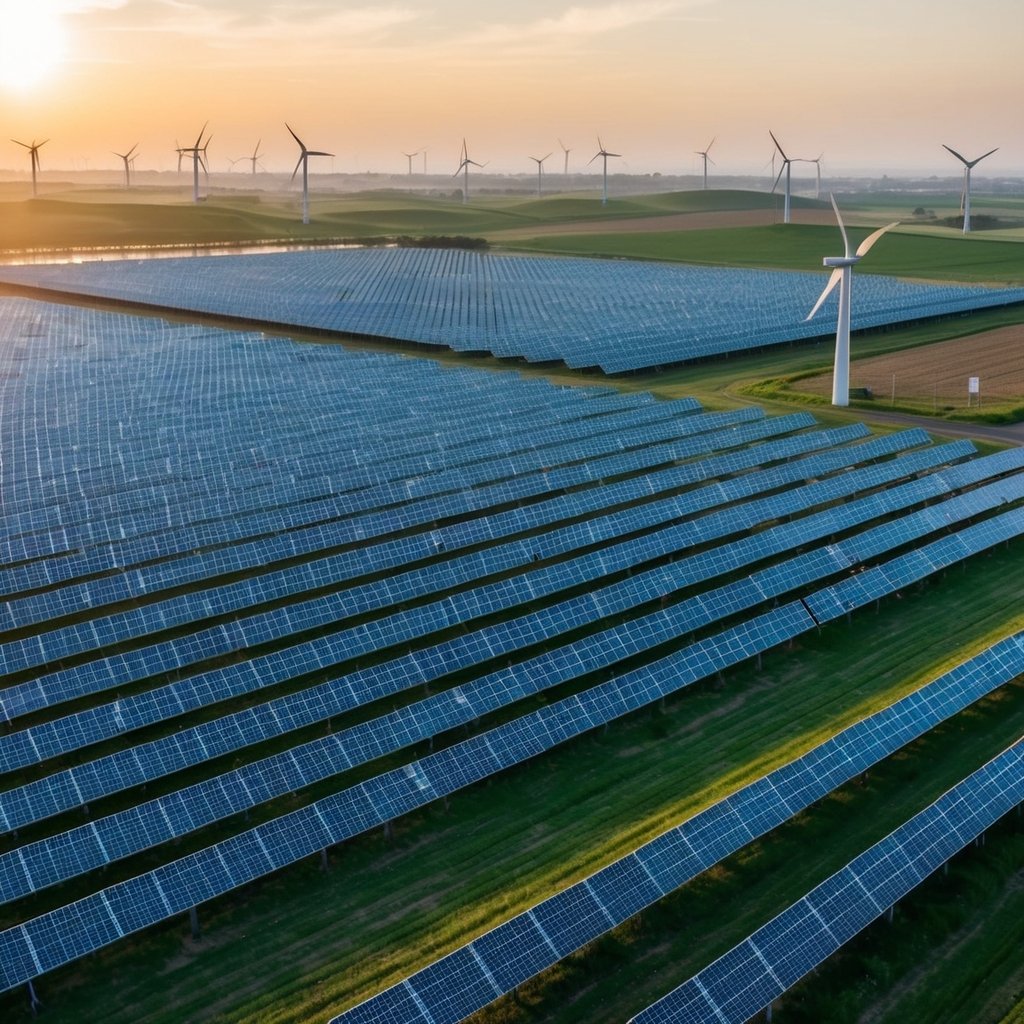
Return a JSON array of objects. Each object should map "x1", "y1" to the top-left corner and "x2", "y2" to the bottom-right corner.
[{"x1": 458, "y1": 1, "x2": 706, "y2": 47}]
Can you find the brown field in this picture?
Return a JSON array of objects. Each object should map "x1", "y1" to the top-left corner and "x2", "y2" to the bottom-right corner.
[{"x1": 793, "y1": 324, "x2": 1024, "y2": 407}]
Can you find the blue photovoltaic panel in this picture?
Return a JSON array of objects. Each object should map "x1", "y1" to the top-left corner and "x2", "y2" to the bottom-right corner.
[
  {"x1": 0, "y1": 603, "x2": 816, "y2": 992},
  {"x1": 328, "y1": 631, "x2": 1024, "y2": 1024},
  {"x1": 1, "y1": 250, "x2": 1022, "y2": 373},
  {"x1": 629, "y1": 736, "x2": 1024, "y2": 1024},
  {"x1": 0, "y1": 436, "x2": 991, "y2": 802}
]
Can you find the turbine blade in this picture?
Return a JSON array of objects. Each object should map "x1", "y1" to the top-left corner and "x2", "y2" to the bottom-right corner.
[
  {"x1": 193, "y1": 122, "x2": 207, "y2": 148},
  {"x1": 291, "y1": 155, "x2": 304, "y2": 182},
  {"x1": 307, "y1": 150, "x2": 333, "y2": 158},
  {"x1": 970, "y1": 147, "x2": 999, "y2": 167},
  {"x1": 805, "y1": 268, "x2": 844, "y2": 321},
  {"x1": 942, "y1": 143, "x2": 969, "y2": 165},
  {"x1": 286, "y1": 123, "x2": 306, "y2": 152},
  {"x1": 769, "y1": 129, "x2": 788, "y2": 161},
  {"x1": 706, "y1": 137, "x2": 715, "y2": 153},
  {"x1": 771, "y1": 163, "x2": 786, "y2": 193},
  {"x1": 11, "y1": 139, "x2": 30, "y2": 149},
  {"x1": 588, "y1": 152, "x2": 600, "y2": 165},
  {"x1": 854, "y1": 220, "x2": 900, "y2": 258},
  {"x1": 829, "y1": 193, "x2": 851, "y2": 259}
]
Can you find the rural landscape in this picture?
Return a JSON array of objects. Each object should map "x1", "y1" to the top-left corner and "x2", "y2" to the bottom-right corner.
[{"x1": 2, "y1": 2, "x2": 1024, "y2": 1024}]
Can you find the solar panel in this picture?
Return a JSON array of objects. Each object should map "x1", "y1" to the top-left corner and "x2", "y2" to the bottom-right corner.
[
  {"x1": 327, "y1": 630, "x2": 1024, "y2": 1024},
  {"x1": 629, "y1": 735, "x2": 1024, "y2": 1024},
  {"x1": 2, "y1": 251, "x2": 1022, "y2": 373}
]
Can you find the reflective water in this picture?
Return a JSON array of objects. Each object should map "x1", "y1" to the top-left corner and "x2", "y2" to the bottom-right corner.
[{"x1": 0, "y1": 241, "x2": 384, "y2": 266}]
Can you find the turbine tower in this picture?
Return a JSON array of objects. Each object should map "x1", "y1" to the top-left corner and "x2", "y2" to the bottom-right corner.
[
  {"x1": 286, "y1": 123, "x2": 333, "y2": 224},
  {"x1": 769, "y1": 130, "x2": 795, "y2": 223},
  {"x1": 559, "y1": 138, "x2": 571, "y2": 175},
  {"x1": 113, "y1": 143, "x2": 138, "y2": 189},
  {"x1": 942, "y1": 144, "x2": 998, "y2": 233},
  {"x1": 529, "y1": 153, "x2": 551, "y2": 198},
  {"x1": 589, "y1": 137, "x2": 621, "y2": 205},
  {"x1": 695, "y1": 137, "x2": 715, "y2": 190},
  {"x1": 805, "y1": 194, "x2": 900, "y2": 407},
  {"x1": 403, "y1": 150, "x2": 419, "y2": 175},
  {"x1": 11, "y1": 138, "x2": 47, "y2": 197},
  {"x1": 807, "y1": 154, "x2": 823, "y2": 199},
  {"x1": 454, "y1": 138, "x2": 484, "y2": 204},
  {"x1": 178, "y1": 123, "x2": 210, "y2": 203}
]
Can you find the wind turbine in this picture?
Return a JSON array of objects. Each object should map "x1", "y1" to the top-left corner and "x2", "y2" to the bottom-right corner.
[
  {"x1": 113, "y1": 143, "x2": 138, "y2": 189},
  {"x1": 942, "y1": 144, "x2": 998, "y2": 233},
  {"x1": 769, "y1": 130, "x2": 795, "y2": 223},
  {"x1": 805, "y1": 194, "x2": 900, "y2": 406},
  {"x1": 695, "y1": 137, "x2": 715, "y2": 190},
  {"x1": 286, "y1": 123, "x2": 333, "y2": 224},
  {"x1": 178, "y1": 123, "x2": 210, "y2": 203},
  {"x1": 529, "y1": 153, "x2": 551, "y2": 198},
  {"x1": 11, "y1": 138, "x2": 47, "y2": 197},
  {"x1": 589, "y1": 137, "x2": 620, "y2": 205},
  {"x1": 806, "y1": 154, "x2": 824, "y2": 199},
  {"x1": 246, "y1": 140, "x2": 265, "y2": 175},
  {"x1": 559, "y1": 138, "x2": 571, "y2": 175},
  {"x1": 402, "y1": 150, "x2": 419, "y2": 175},
  {"x1": 454, "y1": 138, "x2": 484, "y2": 204}
]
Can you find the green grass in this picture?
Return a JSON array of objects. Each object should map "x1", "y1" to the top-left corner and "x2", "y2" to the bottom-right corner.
[{"x1": 5, "y1": 541, "x2": 1024, "y2": 1024}]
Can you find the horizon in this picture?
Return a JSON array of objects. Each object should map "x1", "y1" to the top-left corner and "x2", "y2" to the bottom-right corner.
[{"x1": 1, "y1": 1, "x2": 1020, "y2": 181}]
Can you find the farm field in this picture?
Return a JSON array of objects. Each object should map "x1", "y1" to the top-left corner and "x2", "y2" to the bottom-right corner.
[
  {"x1": 1, "y1": 184, "x2": 1024, "y2": 1024},
  {"x1": 791, "y1": 324, "x2": 1024, "y2": 412}
]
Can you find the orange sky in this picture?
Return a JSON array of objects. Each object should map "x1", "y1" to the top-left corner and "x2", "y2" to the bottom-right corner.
[{"x1": 2, "y1": 0, "x2": 1021, "y2": 178}]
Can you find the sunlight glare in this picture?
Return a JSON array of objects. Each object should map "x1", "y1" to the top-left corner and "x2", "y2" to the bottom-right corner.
[{"x1": 0, "y1": 4, "x2": 66, "y2": 92}]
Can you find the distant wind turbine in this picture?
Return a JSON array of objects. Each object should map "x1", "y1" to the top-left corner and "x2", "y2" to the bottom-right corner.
[
  {"x1": 589, "y1": 137, "x2": 620, "y2": 205},
  {"x1": 559, "y1": 138, "x2": 571, "y2": 175},
  {"x1": 454, "y1": 138, "x2": 484, "y2": 204},
  {"x1": 695, "y1": 137, "x2": 715, "y2": 190},
  {"x1": 805, "y1": 194, "x2": 900, "y2": 406},
  {"x1": 113, "y1": 143, "x2": 138, "y2": 189},
  {"x1": 806, "y1": 154, "x2": 824, "y2": 199},
  {"x1": 246, "y1": 140, "x2": 265, "y2": 175},
  {"x1": 529, "y1": 153, "x2": 551, "y2": 198},
  {"x1": 402, "y1": 150, "x2": 419, "y2": 175},
  {"x1": 11, "y1": 138, "x2": 47, "y2": 197},
  {"x1": 178, "y1": 123, "x2": 210, "y2": 203},
  {"x1": 286, "y1": 123, "x2": 333, "y2": 224},
  {"x1": 769, "y1": 130, "x2": 795, "y2": 223},
  {"x1": 942, "y1": 144, "x2": 998, "y2": 233}
]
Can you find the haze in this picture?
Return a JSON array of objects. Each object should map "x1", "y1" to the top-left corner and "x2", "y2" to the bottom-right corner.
[{"x1": 2, "y1": 0, "x2": 1021, "y2": 179}]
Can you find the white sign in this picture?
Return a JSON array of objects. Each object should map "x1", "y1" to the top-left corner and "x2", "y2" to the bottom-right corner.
[{"x1": 968, "y1": 377, "x2": 980, "y2": 394}]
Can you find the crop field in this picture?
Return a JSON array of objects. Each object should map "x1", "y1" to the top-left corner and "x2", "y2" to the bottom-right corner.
[
  {"x1": 791, "y1": 325, "x2": 1024, "y2": 410},
  {"x1": 1, "y1": 183, "x2": 1024, "y2": 1024}
]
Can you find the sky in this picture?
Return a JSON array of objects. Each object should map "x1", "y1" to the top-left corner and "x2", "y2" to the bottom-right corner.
[{"x1": 1, "y1": 0, "x2": 1021, "y2": 179}]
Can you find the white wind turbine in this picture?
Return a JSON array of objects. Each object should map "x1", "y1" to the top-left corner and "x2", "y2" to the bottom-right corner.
[
  {"x1": 942, "y1": 144, "x2": 998, "y2": 233},
  {"x1": 402, "y1": 150, "x2": 419, "y2": 175},
  {"x1": 806, "y1": 154, "x2": 824, "y2": 199},
  {"x1": 529, "y1": 153, "x2": 551, "y2": 198},
  {"x1": 559, "y1": 138, "x2": 571, "y2": 175},
  {"x1": 805, "y1": 194, "x2": 900, "y2": 406},
  {"x1": 589, "y1": 137, "x2": 620, "y2": 205},
  {"x1": 11, "y1": 138, "x2": 47, "y2": 197},
  {"x1": 246, "y1": 140, "x2": 265, "y2": 175},
  {"x1": 769, "y1": 130, "x2": 796, "y2": 223},
  {"x1": 454, "y1": 138, "x2": 484, "y2": 204},
  {"x1": 695, "y1": 137, "x2": 715, "y2": 189},
  {"x1": 178, "y1": 123, "x2": 210, "y2": 203},
  {"x1": 287, "y1": 123, "x2": 333, "y2": 224},
  {"x1": 113, "y1": 143, "x2": 138, "y2": 189}
]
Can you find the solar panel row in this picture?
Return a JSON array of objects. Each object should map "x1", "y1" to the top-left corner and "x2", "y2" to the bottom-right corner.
[
  {"x1": 330, "y1": 630, "x2": 1024, "y2": 1024},
  {"x1": 2, "y1": 250, "x2": 1022, "y2": 373},
  {"x1": 2, "y1": 451, "x2": 1016, "y2": 897},
  {"x1": 0, "y1": 437, "x2": 986, "y2": 782},
  {"x1": 630, "y1": 734, "x2": 1024, "y2": 1024},
  {"x1": 0, "y1": 603, "x2": 815, "y2": 993}
]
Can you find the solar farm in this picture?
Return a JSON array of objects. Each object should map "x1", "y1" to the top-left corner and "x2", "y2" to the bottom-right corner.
[
  {"x1": 1, "y1": 222, "x2": 1024, "y2": 1024},
  {"x1": 2, "y1": 247, "x2": 1023, "y2": 374}
]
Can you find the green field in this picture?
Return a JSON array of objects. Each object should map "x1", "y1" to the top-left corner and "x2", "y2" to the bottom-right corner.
[{"x1": 2, "y1": 183, "x2": 1024, "y2": 1024}]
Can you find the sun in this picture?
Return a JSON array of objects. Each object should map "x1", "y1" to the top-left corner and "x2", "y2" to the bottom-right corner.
[{"x1": 0, "y1": 5, "x2": 66, "y2": 92}]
